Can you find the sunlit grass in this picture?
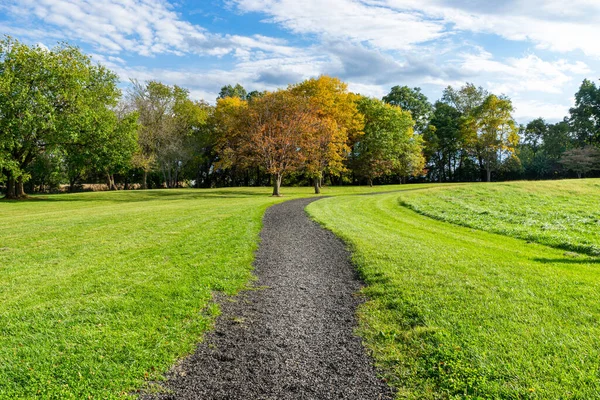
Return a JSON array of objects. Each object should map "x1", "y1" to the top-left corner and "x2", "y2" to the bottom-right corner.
[
  {"x1": 0, "y1": 184, "x2": 412, "y2": 399},
  {"x1": 400, "y1": 179, "x2": 600, "y2": 255},
  {"x1": 307, "y1": 186, "x2": 600, "y2": 399}
]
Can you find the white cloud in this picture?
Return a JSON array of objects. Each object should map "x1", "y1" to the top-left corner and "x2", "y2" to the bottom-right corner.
[
  {"x1": 511, "y1": 98, "x2": 574, "y2": 122},
  {"x1": 234, "y1": 0, "x2": 600, "y2": 57},
  {"x1": 2, "y1": 0, "x2": 296, "y2": 58},
  {"x1": 3, "y1": 0, "x2": 596, "y2": 121},
  {"x1": 384, "y1": 0, "x2": 600, "y2": 57},
  {"x1": 454, "y1": 51, "x2": 590, "y2": 94},
  {"x1": 234, "y1": 0, "x2": 446, "y2": 51}
]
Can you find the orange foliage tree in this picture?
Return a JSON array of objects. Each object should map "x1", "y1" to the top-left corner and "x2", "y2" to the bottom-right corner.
[
  {"x1": 240, "y1": 90, "x2": 329, "y2": 196},
  {"x1": 290, "y1": 76, "x2": 364, "y2": 193}
]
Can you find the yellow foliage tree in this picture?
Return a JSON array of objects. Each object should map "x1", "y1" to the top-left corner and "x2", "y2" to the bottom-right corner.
[{"x1": 290, "y1": 75, "x2": 364, "y2": 193}]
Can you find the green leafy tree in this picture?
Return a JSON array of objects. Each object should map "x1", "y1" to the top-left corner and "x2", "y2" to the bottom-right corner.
[
  {"x1": 130, "y1": 81, "x2": 207, "y2": 188},
  {"x1": 523, "y1": 118, "x2": 548, "y2": 153},
  {"x1": 560, "y1": 146, "x2": 600, "y2": 178},
  {"x1": 383, "y1": 86, "x2": 433, "y2": 134},
  {"x1": 519, "y1": 118, "x2": 575, "y2": 179},
  {"x1": 441, "y1": 83, "x2": 489, "y2": 115},
  {"x1": 353, "y1": 97, "x2": 423, "y2": 186},
  {"x1": 98, "y1": 109, "x2": 139, "y2": 190},
  {"x1": 570, "y1": 79, "x2": 600, "y2": 146},
  {"x1": 0, "y1": 37, "x2": 120, "y2": 198},
  {"x1": 218, "y1": 84, "x2": 248, "y2": 100},
  {"x1": 424, "y1": 101, "x2": 464, "y2": 182}
]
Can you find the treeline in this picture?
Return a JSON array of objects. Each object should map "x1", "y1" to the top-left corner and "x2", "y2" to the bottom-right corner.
[
  {"x1": 1, "y1": 38, "x2": 600, "y2": 198},
  {"x1": 417, "y1": 83, "x2": 600, "y2": 182}
]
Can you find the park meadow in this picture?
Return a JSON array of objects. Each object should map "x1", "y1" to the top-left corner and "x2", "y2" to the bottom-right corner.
[{"x1": 2, "y1": 37, "x2": 600, "y2": 399}]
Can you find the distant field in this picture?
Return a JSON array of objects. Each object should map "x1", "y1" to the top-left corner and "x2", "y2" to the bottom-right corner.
[
  {"x1": 308, "y1": 181, "x2": 600, "y2": 399},
  {"x1": 400, "y1": 179, "x2": 600, "y2": 256},
  {"x1": 0, "y1": 185, "x2": 407, "y2": 399}
]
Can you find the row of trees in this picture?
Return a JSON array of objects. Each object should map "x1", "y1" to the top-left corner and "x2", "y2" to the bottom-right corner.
[
  {"x1": 0, "y1": 38, "x2": 425, "y2": 198},
  {"x1": 212, "y1": 77, "x2": 424, "y2": 195},
  {"x1": 390, "y1": 81, "x2": 600, "y2": 182},
  {"x1": 2, "y1": 37, "x2": 599, "y2": 198}
]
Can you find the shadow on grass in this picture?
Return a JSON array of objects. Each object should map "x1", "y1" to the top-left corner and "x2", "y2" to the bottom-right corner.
[
  {"x1": 3, "y1": 189, "x2": 275, "y2": 203},
  {"x1": 534, "y1": 258, "x2": 600, "y2": 264}
]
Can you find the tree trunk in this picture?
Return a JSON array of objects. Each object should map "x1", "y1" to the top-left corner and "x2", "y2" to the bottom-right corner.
[
  {"x1": 272, "y1": 173, "x2": 282, "y2": 196},
  {"x1": 486, "y1": 168, "x2": 492, "y2": 182},
  {"x1": 368, "y1": 177, "x2": 373, "y2": 187},
  {"x1": 107, "y1": 173, "x2": 117, "y2": 191},
  {"x1": 142, "y1": 170, "x2": 148, "y2": 190},
  {"x1": 5, "y1": 173, "x2": 16, "y2": 199},
  {"x1": 313, "y1": 177, "x2": 321, "y2": 194},
  {"x1": 16, "y1": 176, "x2": 26, "y2": 198},
  {"x1": 161, "y1": 164, "x2": 168, "y2": 188}
]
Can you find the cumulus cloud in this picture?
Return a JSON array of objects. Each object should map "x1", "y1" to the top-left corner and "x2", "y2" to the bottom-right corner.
[
  {"x1": 4, "y1": 0, "x2": 597, "y2": 121},
  {"x1": 234, "y1": 0, "x2": 446, "y2": 51},
  {"x1": 233, "y1": 0, "x2": 600, "y2": 56},
  {"x1": 511, "y1": 98, "x2": 574, "y2": 122},
  {"x1": 454, "y1": 51, "x2": 591, "y2": 94},
  {"x1": 1, "y1": 0, "x2": 295, "y2": 57}
]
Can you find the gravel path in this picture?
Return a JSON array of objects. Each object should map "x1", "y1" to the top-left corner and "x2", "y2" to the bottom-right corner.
[{"x1": 144, "y1": 198, "x2": 394, "y2": 400}]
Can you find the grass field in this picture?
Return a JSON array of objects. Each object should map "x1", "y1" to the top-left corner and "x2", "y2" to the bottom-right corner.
[
  {"x1": 0, "y1": 185, "x2": 406, "y2": 399},
  {"x1": 307, "y1": 181, "x2": 600, "y2": 399},
  {"x1": 400, "y1": 179, "x2": 600, "y2": 256},
  {"x1": 4, "y1": 181, "x2": 600, "y2": 399}
]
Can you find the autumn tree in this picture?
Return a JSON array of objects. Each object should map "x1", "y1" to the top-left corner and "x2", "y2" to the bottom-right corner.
[
  {"x1": 465, "y1": 95, "x2": 519, "y2": 182},
  {"x1": 0, "y1": 37, "x2": 121, "y2": 198},
  {"x1": 183, "y1": 101, "x2": 215, "y2": 188},
  {"x1": 241, "y1": 90, "x2": 326, "y2": 196},
  {"x1": 290, "y1": 76, "x2": 363, "y2": 193},
  {"x1": 353, "y1": 97, "x2": 423, "y2": 186},
  {"x1": 213, "y1": 96, "x2": 249, "y2": 175}
]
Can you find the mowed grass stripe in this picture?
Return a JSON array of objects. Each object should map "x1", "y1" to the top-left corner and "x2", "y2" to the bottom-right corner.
[
  {"x1": 307, "y1": 192, "x2": 600, "y2": 399},
  {"x1": 399, "y1": 179, "x2": 600, "y2": 256}
]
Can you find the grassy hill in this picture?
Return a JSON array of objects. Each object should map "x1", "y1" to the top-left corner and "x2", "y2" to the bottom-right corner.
[{"x1": 307, "y1": 180, "x2": 600, "y2": 399}]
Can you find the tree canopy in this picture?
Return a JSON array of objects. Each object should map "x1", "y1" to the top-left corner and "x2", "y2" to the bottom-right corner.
[{"x1": 0, "y1": 37, "x2": 125, "y2": 198}]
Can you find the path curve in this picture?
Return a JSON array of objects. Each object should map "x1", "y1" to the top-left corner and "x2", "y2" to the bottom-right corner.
[{"x1": 145, "y1": 197, "x2": 394, "y2": 399}]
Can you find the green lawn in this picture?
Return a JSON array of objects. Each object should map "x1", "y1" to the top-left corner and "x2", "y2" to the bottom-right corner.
[
  {"x1": 400, "y1": 179, "x2": 600, "y2": 256},
  {"x1": 307, "y1": 182, "x2": 600, "y2": 399},
  {"x1": 0, "y1": 185, "x2": 405, "y2": 399}
]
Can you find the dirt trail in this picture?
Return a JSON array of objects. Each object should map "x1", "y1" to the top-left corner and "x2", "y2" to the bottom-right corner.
[{"x1": 144, "y1": 197, "x2": 393, "y2": 399}]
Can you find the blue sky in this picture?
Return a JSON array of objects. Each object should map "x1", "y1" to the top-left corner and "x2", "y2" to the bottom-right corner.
[{"x1": 1, "y1": 0, "x2": 599, "y2": 123}]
